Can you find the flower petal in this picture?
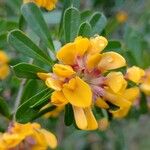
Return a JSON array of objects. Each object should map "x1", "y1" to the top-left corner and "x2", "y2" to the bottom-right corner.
[
  {"x1": 123, "y1": 87, "x2": 140, "y2": 103},
  {"x1": 40, "y1": 129, "x2": 57, "y2": 149},
  {"x1": 56, "y1": 43, "x2": 76, "y2": 65},
  {"x1": 75, "y1": 36, "x2": 90, "y2": 56},
  {"x1": 84, "y1": 107, "x2": 98, "y2": 130},
  {"x1": 106, "y1": 72, "x2": 127, "y2": 93},
  {"x1": 51, "y1": 91, "x2": 68, "y2": 106},
  {"x1": 109, "y1": 106, "x2": 130, "y2": 118},
  {"x1": 53, "y1": 64, "x2": 75, "y2": 77},
  {"x1": 45, "y1": 78, "x2": 62, "y2": 91},
  {"x1": 89, "y1": 36, "x2": 108, "y2": 54},
  {"x1": 86, "y1": 53, "x2": 101, "y2": 70},
  {"x1": 126, "y1": 66, "x2": 145, "y2": 83},
  {"x1": 0, "y1": 51, "x2": 9, "y2": 63},
  {"x1": 73, "y1": 106, "x2": 87, "y2": 130},
  {"x1": 98, "y1": 52, "x2": 126, "y2": 71},
  {"x1": 37, "y1": 72, "x2": 51, "y2": 81},
  {"x1": 0, "y1": 64, "x2": 9, "y2": 80},
  {"x1": 104, "y1": 91, "x2": 131, "y2": 108},
  {"x1": 63, "y1": 77, "x2": 92, "y2": 107},
  {"x1": 95, "y1": 97, "x2": 109, "y2": 109}
]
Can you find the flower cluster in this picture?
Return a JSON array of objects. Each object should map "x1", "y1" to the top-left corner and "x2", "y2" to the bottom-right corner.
[
  {"x1": 0, "y1": 50, "x2": 9, "y2": 80},
  {"x1": 0, "y1": 122, "x2": 57, "y2": 150},
  {"x1": 23, "y1": 0, "x2": 57, "y2": 10},
  {"x1": 37, "y1": 35, "x2": 144, "y2": 130}
]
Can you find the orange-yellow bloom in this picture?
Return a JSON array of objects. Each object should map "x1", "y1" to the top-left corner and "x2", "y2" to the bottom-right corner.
[
  {"x1": 0, "y1": 122, "x2": 57, "y2": 150},
  {"x1": 37, "y1": 35, "x2": 132, "y2": 128},
  {"x1": 126, "y1": 66, "x2": 145, "y2": 84},
  {"x1": 140, "y1": 69, "x2": 150, "y2": 95},
  {"x1": 0, "y1": 50, "x2": 9, "y2": 80},
  {"x1": 24, "y1": 0, "x2": 57, "y2": 10},
  {"x1": 116, "y1": 11, "x2": 128, "y2": 24}
]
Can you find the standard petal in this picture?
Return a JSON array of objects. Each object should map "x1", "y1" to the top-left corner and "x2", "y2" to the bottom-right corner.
[
  {"x1": 63, "y1": 77, "x2": 92, "y2": 107},
  {"x1": 75, "y1": 36, "x2": 90, "y2": 56},
  {"x1": 88, "y1": 36, "x2": 108, "y2": 54},
  {"x1": 73, "y1": 106, "x2": 87, "y2": 130},
  {"x1": 53, "y1": 64, "x2": 75, "y2": 77},
  {"x1": 56, "y1": 43, "x2": 76, "y2": 65},
  {"x1": 98, "y1": 52, "x2": 126, "y2": 71}
]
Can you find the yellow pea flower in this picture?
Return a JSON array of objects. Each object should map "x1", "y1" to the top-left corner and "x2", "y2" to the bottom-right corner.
[
  {"x1": 38, "y1": 35, "x2": 128, "y2": 129},
  {"x1": 116, "y1": 11, "x2": 128, "y2": 24},
  {"x1": 23, "y1": 0, "x2": 57, "y2": 11},
  {"x1": 140, "y1": 69, "x2": 150, "y2": 95},
  {"x1": 126, "y1": 66, "x2": 145, "y2": 83},
  {"x1": 0, "y1": 50, "x2": 10, "y2": 80},
  {"x1": 0, "y1": 122, "x2": 57, "y2": 150}
]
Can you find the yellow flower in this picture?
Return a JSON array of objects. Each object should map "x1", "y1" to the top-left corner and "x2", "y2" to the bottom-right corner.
[
  {"x1": 0, "y1": 122, "x2": 57, "y2": 150},
  {"x1": 38, "y1": 35, "x2": 128, "y2": 129},
  {"x1": 104, "y1": 71, "x2": 140, "y2": 118},
  {"x1": 116, "y1": 11, "x2": 128, "y2": 24},
  {"x1": 23, "y1": 0, "x2": 57, "y2": 11},
  {"x1": 0, "y1": 50, "x2": 10, "y2": 80},
  {"x1": 126, "y1": 66, "x2": 145, "y2": 84},
  {"x1": 140, "y1": 69, "x2": 150, "y2": 95}
]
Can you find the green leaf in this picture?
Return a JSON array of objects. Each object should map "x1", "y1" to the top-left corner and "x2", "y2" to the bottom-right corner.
[
  {"x1": 21, "y1": 3, "x2": 55, "y2": 51},
  {"x1": 16, "y1": 88, "x2": 52, "y2": 123},
  {"x1": 89, "y1": 12, "x2": 107, "y2": 35},
  {"x1": 64, "y1": 7, "x2": 80, "y2": 42},
  {"x1": 78, "y1": 22, "x2": 91, "y2": 37},
  {"x1": 0, "y1": 97, "x2": 11, "y2": 119},
  {"x1": 140, "y1": 92, "x2": 148, "y2": 114},
  {"x1": 80, "y1": 10, "x2": 93, "y2": 23},
  {"x1": 13, "y1": 63, "x2": 47, "y2": 79},
  {"x1": 104, "y1": 40, "x2": 122, "y2": 53},
  {"x1": 8, "y1": 30, "x2": 53, "y2": 66},
  {"x1": 64, "y1": 104, "x2": 74, "y2": 126},
  {"x1": 0, "y1": 19, "x2": 18, "y2": 35},
  {"x1": 0, "y1": 33, "x2": 7, "y2": 48},
  {"x1": 21, "y1": 79, "x2": 38, "y2": 104}
]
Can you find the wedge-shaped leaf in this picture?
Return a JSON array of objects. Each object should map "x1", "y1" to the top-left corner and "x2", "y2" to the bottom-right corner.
[
  {"x1": 0, "y1": 97, "x2": 11, "y2": 119},
  {"x1": 89, "y1": 12, "x2": 107, "y2": 35},
  {"x1": 8, "y1": 30, "x2": 53, "y2": 66},
  {"x1": 16, "y1": 88, "x2": 52, "y2": 123},
  {"x1": 21, "y1": 3, "x2": 54, "y2": 51},
  {"x1": 78, "y1": 22, "x2": 91, "y2": 37},
  {"x1": 64, "y1": 7, "x2": 80, "y2": 42},
  {"x1": 13, "y1": 63, "x2": 47, "y2": 79},
  {"x1": 64, "y1": 104, "x2": 74, "y2": 126}
]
